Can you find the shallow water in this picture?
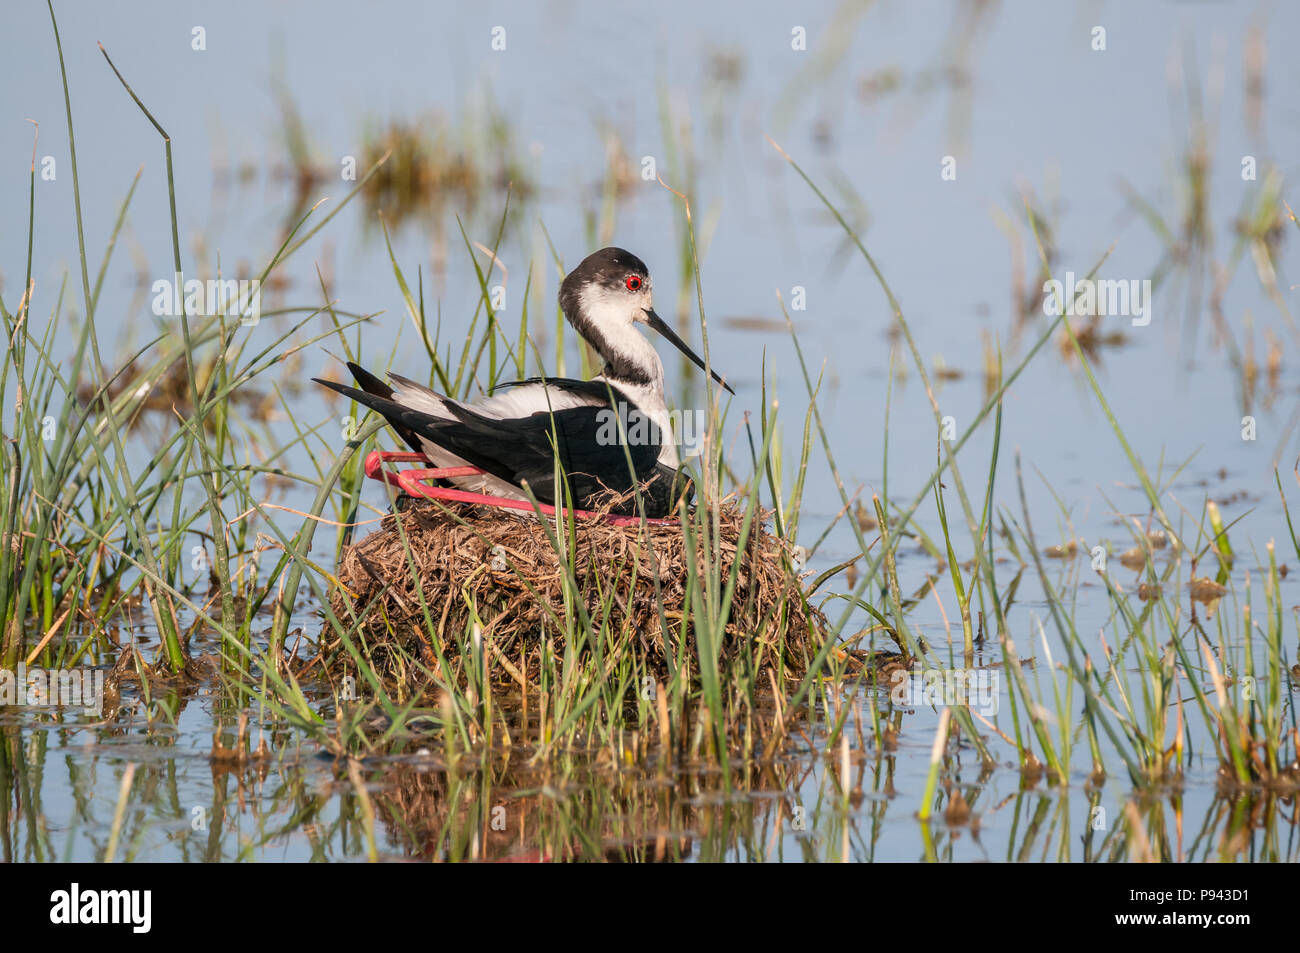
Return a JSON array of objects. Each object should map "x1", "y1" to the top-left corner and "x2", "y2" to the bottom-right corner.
[{"x1": 1, "y1": 0, "x2": 1298, "y2": 861}]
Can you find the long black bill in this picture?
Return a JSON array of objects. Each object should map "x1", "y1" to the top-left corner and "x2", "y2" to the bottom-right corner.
[{"x1": 644, "y1": 308, "x2": 734, "y2": 394}]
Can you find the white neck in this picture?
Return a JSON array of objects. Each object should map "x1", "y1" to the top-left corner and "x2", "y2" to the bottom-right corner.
[
  {"x1": 594, "y1": 373, "x2": 679, "y2": 467},
  {"x1": 600, "y1": 323, "x2": 664, "y2": 389},
  {"x1": 578, "y1": 285, "x2": 666, "y2": 397}
]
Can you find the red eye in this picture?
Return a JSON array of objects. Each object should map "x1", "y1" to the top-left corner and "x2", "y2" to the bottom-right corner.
[{"x1": 625, "y1": 275, "x2": 642, "y2": 292}]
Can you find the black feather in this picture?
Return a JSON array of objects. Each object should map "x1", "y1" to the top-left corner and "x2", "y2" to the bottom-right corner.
[
  {"x1": 488, "y1": 376, "x2": 623, "y2": 403},
  {"x1": 346, "y1": 361, "x2": 395, "y2": 399},
  {"x1": 311, "y1": 372, "x2": 692, "y2": 517},
  {"x1": 329, "y1": 362, "x2": 426, "y2": 454}
]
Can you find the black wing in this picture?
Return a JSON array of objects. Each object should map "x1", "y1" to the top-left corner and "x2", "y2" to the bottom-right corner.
[
  {"x1": 489, "y1": 376, "x2": 628, "y2": 404},
  {"x1": 434, "y1": 399, "x2": 664, "y2": 510},
  {"x1": 312, "y1": 376, "x2": 680, "y2": 514}
]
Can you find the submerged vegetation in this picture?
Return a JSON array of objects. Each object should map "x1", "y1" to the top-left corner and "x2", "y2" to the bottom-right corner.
[
  {"x1": 1, "y1": 3, "x2": 1297, "y2": 862},
  {"x1": 359, "y1": 108, "x2": 535, "y2": 234}
]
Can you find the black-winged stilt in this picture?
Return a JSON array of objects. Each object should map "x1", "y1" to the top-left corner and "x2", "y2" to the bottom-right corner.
[{"x1": 314, "y1": 247, "x2": 733, "y2": 520}]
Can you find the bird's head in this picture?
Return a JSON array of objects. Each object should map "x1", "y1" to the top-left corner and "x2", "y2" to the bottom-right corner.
[{"x1": 559, "y1": 247, "x2": 733, "y2": 394}]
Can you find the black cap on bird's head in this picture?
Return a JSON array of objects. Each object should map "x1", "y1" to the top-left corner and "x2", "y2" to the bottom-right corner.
[
  {"x1": 559, "y1": 247, "x2": 650, "y2": 303},
  {"x1": 559, "y1": 246, "x2": 734, "y2": 395}
]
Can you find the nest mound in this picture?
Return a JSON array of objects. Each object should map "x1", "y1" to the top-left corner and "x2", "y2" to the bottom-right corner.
[{"x1": 312, "y1": 498, "x2": 826, "y2": 692}]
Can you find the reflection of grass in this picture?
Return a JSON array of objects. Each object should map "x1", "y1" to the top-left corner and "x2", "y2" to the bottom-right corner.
[
  {"x1": 1, "y1": 6, "x2": 388, "y2": 679},
  {"x1": 359, "y1": 103, "x2": 534, "y2": 234},
  {"x1": 74, "y1": 349, "x2": 278, "y2": 427},
  {"x1": 265, "y1": 80, "x2": 537, "y2": 244},
  {"x1": 1124, "y1": 39, "x2": 1293, "y2": 371},
  {"x1": 769, "y1": 137, "x2": 1298, "y2": 810}
]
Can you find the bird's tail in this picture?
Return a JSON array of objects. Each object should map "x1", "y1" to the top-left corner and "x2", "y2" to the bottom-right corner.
[{"x1": 314, "y1": 362, "x2": 441, "y2": 453}]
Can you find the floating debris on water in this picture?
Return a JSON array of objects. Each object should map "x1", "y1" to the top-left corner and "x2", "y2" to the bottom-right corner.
[
  {"x1": 1188, "y1": 576, "x2": 1228, "y2": 618},
  {"x1": 1137, "y1": 583, "x2": 1162, "y2": 601},
  {"x1": 1119, "y1": 547, "x2": 1147, "y2": 570},
  {"x1": 1188, "y1": 577, "x2": 1227, "y2": 603}
]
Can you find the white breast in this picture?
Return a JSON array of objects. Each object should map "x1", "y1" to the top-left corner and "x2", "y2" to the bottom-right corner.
[{"x1": 593, "y1": 375, "x2": 678, "y2": 467}]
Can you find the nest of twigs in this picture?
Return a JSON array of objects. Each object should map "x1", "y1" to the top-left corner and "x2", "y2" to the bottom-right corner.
[{"x1": 308, "y1": 498, "x2": 826, "y2": 692}]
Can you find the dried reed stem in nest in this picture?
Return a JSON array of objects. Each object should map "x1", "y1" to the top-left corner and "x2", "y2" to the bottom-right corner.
[{"x1": 308, "y1": 498, "x2": 826, "y2": 692}]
